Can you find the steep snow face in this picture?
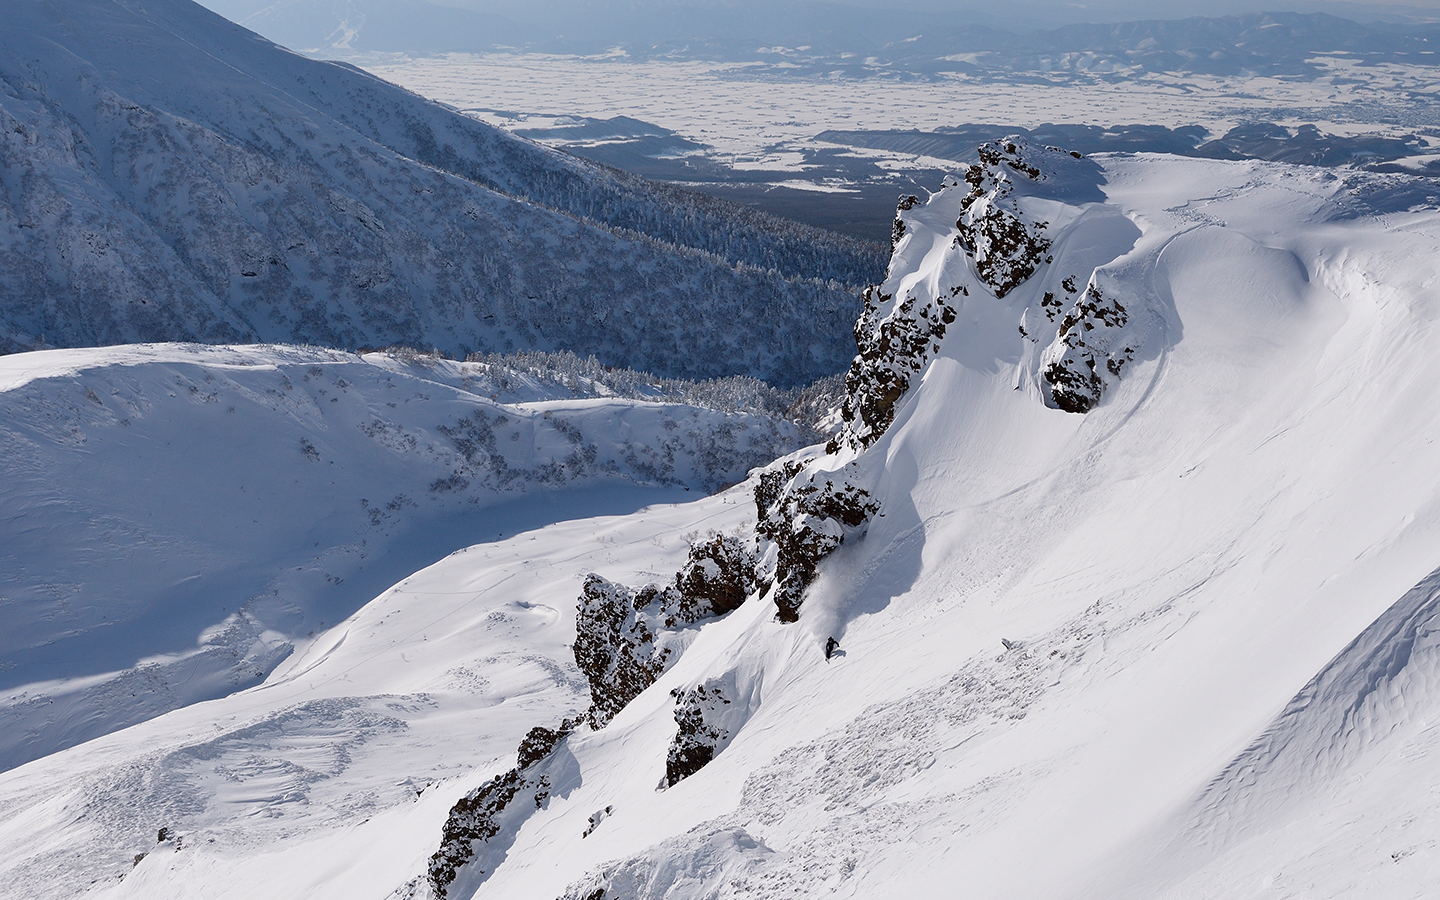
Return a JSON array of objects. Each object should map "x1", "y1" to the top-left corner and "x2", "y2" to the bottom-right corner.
[
  {"x1": 7, "y1": 150, "x2": 1440, "y2": 900},
  {"x1": 0, "y1": 0, "x2": 875, "y2": 383},
  {"x1": 0, "y1": 344, "x2": 809, "y2": 772}
]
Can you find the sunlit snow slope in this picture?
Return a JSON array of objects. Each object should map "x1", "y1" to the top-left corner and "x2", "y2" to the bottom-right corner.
[{"x1": 5, "y1": 150, "x2": 1440, "y2": 900}]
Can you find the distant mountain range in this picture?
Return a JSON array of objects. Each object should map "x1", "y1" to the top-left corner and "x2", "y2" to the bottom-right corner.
[
  {"x1": 205, "y1": 1, "x2": 1440, "y2": 77},
  {"x1": 0, "y1": 0, "x2": 882, "y2": 385}
]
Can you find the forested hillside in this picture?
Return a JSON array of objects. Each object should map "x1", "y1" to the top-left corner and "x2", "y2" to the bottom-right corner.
[{"x1": 0, "y1": 0, "x2": 883, "y2": 385}]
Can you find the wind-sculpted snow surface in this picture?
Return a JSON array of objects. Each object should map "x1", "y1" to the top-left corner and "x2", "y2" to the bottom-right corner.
[
  {"x1": 13, "y1": 154, "x2": 1440, "y2": 900},
  {"x1": 0, "y1": 0, "x2": 875, "y2": 383},
  {"x1": 0, "y1": 344, "x2": 811, "y2": 771}
]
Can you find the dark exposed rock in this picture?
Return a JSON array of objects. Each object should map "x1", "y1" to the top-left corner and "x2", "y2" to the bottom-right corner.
[
  {"x1": 516, "y1": 725, "x2": 570, "y2": 770},
  {"x1": 832, "y1": 286, "x2": 957, "y2": 451},
  {"x1": 428, "y1": 769, "x2": 526, "y2": 895},
  {"x1": 582, "y1": 806, "x2": 614, "y2": 838},
  {"x1": 668, "y1": 535, "x2": 757, "y2": 626},
  {"x1": 574, "y1": 534, "x2": 758, "y2": 728},
  {"x1": 663, "y1": 681, "x2": 735, "y2": 788},
  {"x1": 756, "y1": 461, "x2": 878, "y2": 623},
  {"x1": 833, "y1": 141, "x2": 1072, "y2": 453},
  {"x1": 1041, "y1": 279, "x2": 1136, "y2": 413},
  {"x1": 428, "y1": 719, "x2": 580, "y2": 896},
  {"x1": 430, "y1": 555, "x2": 725, "y2": 895},
  {"x1": 891, "y1": 194, "x2": 921, "y2": 252},
  {"x1": 955, "y1": 141, "x2": 1054, "y2": 299},
  {"x1": 574, "y1": 575, "x2": 678, "y2": 729}
]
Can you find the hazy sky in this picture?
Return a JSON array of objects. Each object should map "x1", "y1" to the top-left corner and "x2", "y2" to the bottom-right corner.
[{"x1": 199, "y1": 0, "x2": 1440, "y2": 53}]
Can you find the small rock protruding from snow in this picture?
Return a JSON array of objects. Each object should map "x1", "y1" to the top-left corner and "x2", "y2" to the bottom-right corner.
[
  {"x1": 582, "y1": 806, "x2": 614, "y2": 838},
  {"x1": 1040, "y1": 274, "x2": 1139, "y2": 413}
]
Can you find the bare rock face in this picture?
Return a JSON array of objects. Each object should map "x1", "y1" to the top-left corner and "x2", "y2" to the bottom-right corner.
[
  {"x1": 833, "y1": 141, "x2": 1063, "y2": 452},
  {"x1": 756, "y1": 460, "x2": 878, "y2": 623},
  {"x1": 1040, "y1": 274, "x2": 1138, "y2": 413},
  {"x1": 833, "y1": 286, "x2": 958, "y2": 451},
  {"x1": 427, "y1": 532, "x2": 759, "y2": 897},
  {"x1": 891, "y1": 193, "x2": 921, "y2": 252},
  {"x1": 669, "y1": 535, "x2": 757, "y2": 626},
  {"x1": 663, "y1": 680, "x2": 735, "y2": 788},
  {"x1": 427, "y1": 722, "x2": 576, "y2": 897},
  {"x1": 955, "y1": 141, "x2": 1057, "y2": 299},
  {"x1": 574, "y1": 534, "x2": 759, "y2": 729},
  {"x1": 574, "y1": 575, "x2": 680, "y2": 729},
  {"x1": 427, "y1": 768, "x2": 525, "y2": 896}
]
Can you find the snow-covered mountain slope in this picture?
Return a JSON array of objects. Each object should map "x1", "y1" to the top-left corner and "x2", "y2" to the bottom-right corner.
[
  {"x1": 7, "y1": 146, "x2": 1440, "y2": 900},
  {"x1": 0, "y1": 343, "x2": 811, "y2": 773},
  {"x1": 0, "y1": 0, "x2": 877, "y2": 383}
]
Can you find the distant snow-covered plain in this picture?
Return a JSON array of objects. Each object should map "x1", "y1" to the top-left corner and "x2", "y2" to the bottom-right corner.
[{"x1": 355, "y1": 52, "x2": 1440, "y2": 178}]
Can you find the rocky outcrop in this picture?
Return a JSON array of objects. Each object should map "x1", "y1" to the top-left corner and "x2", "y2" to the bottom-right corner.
[
  {"x1": 576, "y1": 535, "x2": 756, "y2": 728},
  {"x1": 427, "y1": 722, "x2": 576, "y2": 896},
  {"x1": 1040, "y1": 275, "x2": 1138, "y2": 413},
  {"x1": 663, "y1": 680, "x2": 736, "y2": 788},
  {"x1": 832, "y1": 286, "x2": 958, "y2": 451},
  {"x1": 756, "y1": 461, "x2": 878, "y2": 623},
  {"x1": 834, "y1": 141, "x2": 1068, "y2": 452},
  {"x1": 891, "y1": 194, "x2": 921, "y2": 252},
  {"x1": 955, "y1": 141, "x2": 1057, "y2": 299},
  {"x1": 574, "y1": 576, "x2": 679, "y2": 729},
  {"x1": 427, "y1": 533, "x2": 761, "y2": 897},
  {"x1": 668, "y1": 536, "x2": 757, "y2": 626}
]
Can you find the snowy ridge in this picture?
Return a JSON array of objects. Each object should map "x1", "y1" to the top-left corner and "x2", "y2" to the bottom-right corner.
[
  {"x1": 1197, "y1": 563, "x2": 1440, "y2": 835},
  {"x1": 1098, "y1": 563, "x2": 1440, "y2": 897}
]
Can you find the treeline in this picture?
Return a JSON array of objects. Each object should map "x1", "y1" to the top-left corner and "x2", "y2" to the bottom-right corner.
[{"x1": 464, "y1": 348, "x2": 845, "y2": 433}]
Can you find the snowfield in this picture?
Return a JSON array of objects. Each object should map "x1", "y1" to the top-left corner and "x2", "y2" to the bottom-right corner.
[{"x1": 6, "y1": 147, "x2": 1440, "y2": 900}]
